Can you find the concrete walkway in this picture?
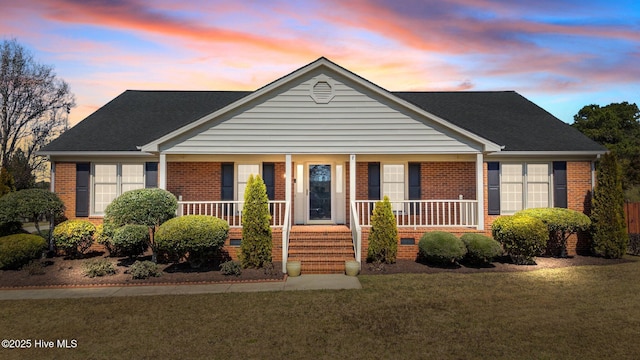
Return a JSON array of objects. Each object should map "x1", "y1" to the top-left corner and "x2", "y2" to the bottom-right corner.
[{"x1": 0, "y1": 275, "x2": 362, "y2": 300}]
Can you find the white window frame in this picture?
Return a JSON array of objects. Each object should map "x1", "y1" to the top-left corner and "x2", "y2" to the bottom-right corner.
[
  {"x1": 382, "y1": 163, "x2": 406, "y2": 212},
  {"x1": 236, "y1": 163, "x2": 260, "y2": 211},
  {"x1": 500, "y1": 162, "x2": 552, "y2": 215},
  {"x1": 91, "y1": 163, "x2": 145, "y2": 216}
]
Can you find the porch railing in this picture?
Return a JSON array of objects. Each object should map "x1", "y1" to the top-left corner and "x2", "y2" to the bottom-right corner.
[
  {"x1": 350, "y1": 201, "x2": 362, "y2": 266},
  {"x1": 353, "y1": 200, "x2": 478, "y2": 228},
  {"x1": 177, "y1": 200, "x2": 287, "y2": 227},
  {"x1": 281, "y1": 201, "x2": 291, "y2": 273}
]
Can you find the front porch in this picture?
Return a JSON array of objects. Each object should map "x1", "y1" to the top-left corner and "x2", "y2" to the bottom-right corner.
[{"x1": 178, "y1": 198, "x2": 481, "y2": 274}]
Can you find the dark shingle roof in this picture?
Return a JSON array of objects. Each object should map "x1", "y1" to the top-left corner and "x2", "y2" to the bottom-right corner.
[
  {"x1": 42, "y1": 90, "x2": 251, "y2": 152},
  {"x1": 394, "y1": 91, "x2": 605, "y2": 152},
  {"x1": 41, "y1": 89, "x2": 605, "y2": 153}
]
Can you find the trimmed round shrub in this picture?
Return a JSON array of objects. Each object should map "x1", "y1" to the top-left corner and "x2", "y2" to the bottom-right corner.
[
  {"x1": 492, "y1": 215, "x2": 548, "y2": 265},
  {"x1": 110, "y1": 224, "x2": 149, "y2": 257},
  {"x1": 94, "y1": 223, "x2": 114, "y2": 253},
  {"x1": 516, "y1": 207, "x2": 591, "y2": 257},
  {"x1": 129, "y1": 260, "x2": 162, "y2": 279},
  {"x1": 460, "y1": 233, "x2": 502, "y2": 265},
  {"x1": 155, "y1": 215, "x2": 229, "y2": 268},
  {"x1": 418, "y1": 231, "x2": 467, "y2": 265},
  {"x1": 53, "y1": 220, "x2": 96, "y2": 257},
  {"x1": 82, "y1": 258, "x2": 117, "y2": 278},
  {"x1": 0, "y1": 234, "x2": 47, "y2": 269}
]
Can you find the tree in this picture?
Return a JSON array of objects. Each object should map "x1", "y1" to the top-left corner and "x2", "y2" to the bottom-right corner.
[
  {"x1": 240, "y1": 174, "x2": 272, "y2": 268},
  {"x1": 572, "y1": 102, "x2": 640, "y2": 190},
  {"x1": 0, "y1": 188, "x2": 65, "y2": 252},
  {"x1": 0, "y1": 39, "x2": 75, "y2": 170},
  {"x1": 104, "y1": 188, "x2": 177, "y2": 263},
  {"x1": 590, "y1": 152, "x2": 628, "y2": 258},
  {"x1": 6, "y1": 149, "x2": 35, "y2": 190},
  {"x1": 367, "y1": 196, "x2": 398, "y2": 264},
  {"x1": 0, "y1": 166, "x2": 14, "y2": 196}
]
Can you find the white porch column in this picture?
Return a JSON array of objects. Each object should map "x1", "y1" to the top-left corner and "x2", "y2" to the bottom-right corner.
[
  {"x1": 159, "y1": 153, "x2": 167, "y2": 190},
  {"x1": 283, "y1": 154, "x2": 292, "y2": 273},
  {"x1": 476, "y1": 153, "x2": 485, "y2": 231},
  {"x1": 285, "y1": 154, "x2": 292, "y2": 204},
  {"x1": 349, "y1": 154, "x2": 356, "y2": 206}
]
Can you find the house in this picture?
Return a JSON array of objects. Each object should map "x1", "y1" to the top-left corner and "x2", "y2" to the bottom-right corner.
[{"x1": 39, "y1": 57, "x2": 606, "y2": 273}]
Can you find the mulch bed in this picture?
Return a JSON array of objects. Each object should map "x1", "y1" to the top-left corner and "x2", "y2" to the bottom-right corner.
[
  {"x1": 0, "y1": 253, "x2": 284, "y2": 289},
  {"x1": 360, "y1": 255, "x2": 634, "y2": 275},
  {"x1": 0, "y1": 253, "x2": 634, "y2": 289}
]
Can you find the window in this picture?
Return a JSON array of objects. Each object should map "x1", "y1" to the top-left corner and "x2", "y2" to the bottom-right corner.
[
  {"x1": 500, "y1": 163, "x2": 550, "y2": 214},
  {"x1": 383, "y1": 164, "x2": 405, "y2": 212},
  {"x1": 237, "y1": 164, "x2": 259, "y2": 210},
  {"x1": 92, "y1": 163, "x2": 144, "y2": 215}
]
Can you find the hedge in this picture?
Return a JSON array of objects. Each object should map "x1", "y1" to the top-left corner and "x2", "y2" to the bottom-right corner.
[
  {"x1": 418, "y1": 231, "x2": 467, "y2": 265},
  {"x1": 53, "y1": 220, "x2": 96, "y2": 257},
  {"x1": 0, "y1": 234, "x2": 47, "y2": 269},
  {"x1": 156, "y1": 215, "x2": 229, "y2": 268},
  {"x1": 460, "y1": 233, "x2": 502, "y2": 265},
  {"x1": 492, "y1": 215, "x2": 547, "y2": 265},
  {"x1": 516, "y1": 208, "x2": 590, "y2": 257}
]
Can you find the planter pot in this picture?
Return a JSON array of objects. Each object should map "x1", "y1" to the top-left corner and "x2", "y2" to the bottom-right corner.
[
  {"x1": 286, "y1": 260, "x2": 301, "y2": 277},
  {"x1": 345, "y1": 260, "x2": 360, "y2": 276}
]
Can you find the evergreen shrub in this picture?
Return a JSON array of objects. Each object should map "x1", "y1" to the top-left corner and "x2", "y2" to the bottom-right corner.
[
  {"x1": 156, "y1": 215, "x2": 229, "y2": 268},
  {"x1": 460, "y1": 233, "x2": 502, "y2": 264},
  {"x1": 367, "y1": 196, "x2": 398, "y2": 264},
  {"x1": 240, "y1": 175, "x2": 272, "y2": 268},
  {"x1": 418, "y1": 231, "x2": 467, "y2": 265},
  {"x1": 0, "y1": 234, "x2": 46, "y2": 269},
  {"x1": 53, "y1": 220, "x2": 95, "y2": 257},
  {"x1": 492, "y1": 215, "x2": 547, "y2": 265}
]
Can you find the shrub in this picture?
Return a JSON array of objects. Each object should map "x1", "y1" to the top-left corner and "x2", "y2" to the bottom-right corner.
[
  {"x1": 52, "y1": 220, "x2": 96, "y2": 258},
  {"x1": 23, "y1": 260, "x2": 46, "y2": 275},
  {"x1": 156, "y1": 215, "x2": 229, "y2": 268},
  {"x1": 367, "y1": 196, "x2": 398, "y2": 264},
  {"x1": 240, "y1": 175, "x2": 272, "y2": 268},
  {"x1": 0, "y1": 234, "x2": 47, "y2": 269},
  {"x1": 0, "y1": 221, "x2": 25, "y2": 237},
  {"x1": 418, "y1": 231, "x2": 467, "y2": 265},
  {"x1": 629, "y1": 234, "x2": 640, "y2": 256},
  {"x1": 128, "y1": 260, "x2": 162, "y2": 279},
  {"x1": 460, "y1": 233, "x2": 502, "y2": 264},
  {"x1": 104, "y1": 188, "x2": 177, "y2": 262},
  {"x1": 82, "y1": 258, "x2": 117, "y2": 278},
  {"x1": 492, "y1": 215, "x2": 548, "y2": 265},
  {"x1": 591, "y1": 153, "x2": 628, "y2": 258},
  {"x1": 109, "y1": 224, "x2": 149, "y2": 258},
  {"x1": 0, "y1": 188, "x2": 64, "y2": 235},
  {"x1": 94, "y1": 223, "x2": 114, "y2": 253},
  {"x1": 220, "y1": 260, "x2": 242, "y2": 276},
  {"x1": 516, "y1": 208, "x2": 591, "y2": 257}
]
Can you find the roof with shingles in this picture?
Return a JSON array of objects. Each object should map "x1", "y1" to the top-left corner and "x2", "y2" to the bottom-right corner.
[{"x1": 41, "y1": 88, "x2": 605, "y2": 154}]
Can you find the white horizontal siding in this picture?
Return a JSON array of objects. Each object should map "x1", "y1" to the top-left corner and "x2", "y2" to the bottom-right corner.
[{"x1": 162, "y1": 75, "x2": 481, "y2": 154}]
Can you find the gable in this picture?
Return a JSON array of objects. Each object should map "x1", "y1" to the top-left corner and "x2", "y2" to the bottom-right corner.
[{"x1": 159, "y1": 72, "x2": 485, "y2": 154}]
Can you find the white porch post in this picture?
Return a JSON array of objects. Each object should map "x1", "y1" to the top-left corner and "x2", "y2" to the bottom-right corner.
[
  {"x1": 476, "y1": 153, "x2": 485, "y2": 231},
  {"x1": 159, "y1": 153, "x2": 167, "y2": 190},
  {"x1": 349, "y1": 154, "x2": 356, "y2": 209},
  {"x1": 283, "y1": 154, "x2": 292, "y2": 273}
]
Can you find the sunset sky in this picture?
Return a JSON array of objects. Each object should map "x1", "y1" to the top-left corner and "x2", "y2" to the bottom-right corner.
[{"x1": 1, "y1": 0, "x2": 639, "y2": 126}]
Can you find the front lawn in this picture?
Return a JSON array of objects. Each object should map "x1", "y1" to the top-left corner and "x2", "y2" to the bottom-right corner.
[{"x1": 1, "y1": 258, "x2": 639, "y2": 359}]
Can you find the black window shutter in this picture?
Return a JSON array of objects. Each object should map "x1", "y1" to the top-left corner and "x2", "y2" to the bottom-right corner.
[
  {"x1": 263, "y1": 163, "x2": 275, "y2": 200},
  {"x1": 368, "y1": 163, "x2": 380, "y2": 200},
  {"x1": 487, "y1": 162, "x2": 500, "y2": 215},
  {"x1": 145, "y1": 162, "x2": 158, "y2": 188},
  {"x1": 553, "y1": 161, "x2": 567, "y2": 208},
  {"x1": 408, "y1": 163, "x2": 421, "y2": 200},
  {"x1": 75, "y1": 163, "x2": 90, "y2": 217},
  {"x1": 221, "y1": 163, "x2": 234, "y2": 200}
]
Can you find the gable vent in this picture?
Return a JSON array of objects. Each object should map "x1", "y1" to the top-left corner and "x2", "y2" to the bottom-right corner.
[{"x1": 310, "y1": 79, "x2": 335, "y2": 104}]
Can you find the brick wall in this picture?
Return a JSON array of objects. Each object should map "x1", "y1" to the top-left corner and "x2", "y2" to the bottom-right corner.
[
  {"x1": 422, "y1": 162, "x2": 476, "y2": 199},
  {"x1": 54, "y1": 162, "x2": 76, "y2": 221},
  {"x1": 166, "y1": 162, "x2": 221, "y2": 201}
]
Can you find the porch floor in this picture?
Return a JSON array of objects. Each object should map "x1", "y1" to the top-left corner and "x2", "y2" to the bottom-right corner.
[{"x1": 288, "y1": 225, "x2": 354, "y2": 274}]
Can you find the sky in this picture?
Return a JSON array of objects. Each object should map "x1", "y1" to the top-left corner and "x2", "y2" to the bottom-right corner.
[{"x1": 1, "y1": 0, "x2": 639, "y2": 127}]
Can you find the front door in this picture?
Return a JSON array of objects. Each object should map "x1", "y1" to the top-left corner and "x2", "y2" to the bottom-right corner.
[{"x1": 308, "y1": 164, "x2": 332, "y2": 222}]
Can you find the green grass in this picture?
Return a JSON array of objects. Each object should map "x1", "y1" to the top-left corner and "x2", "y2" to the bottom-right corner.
[{"x1": 2, "y1": 259, "x2": 640, "y2": 359}]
